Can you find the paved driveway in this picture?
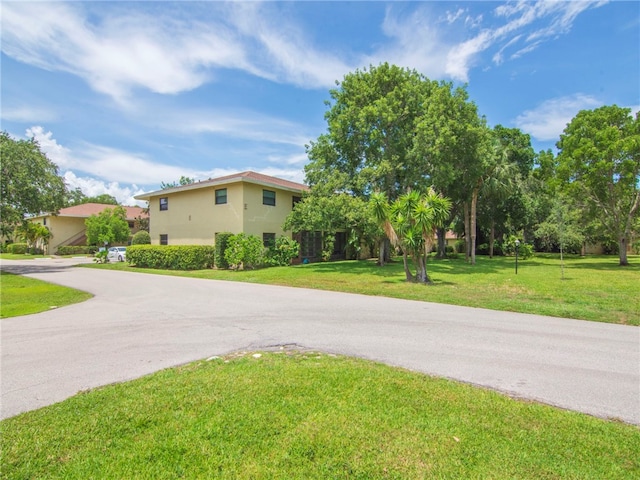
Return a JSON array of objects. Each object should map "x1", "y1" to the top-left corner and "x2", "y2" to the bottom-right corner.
[{"x1": 1, "y1": 257, "x2": 638, "y2": 424}]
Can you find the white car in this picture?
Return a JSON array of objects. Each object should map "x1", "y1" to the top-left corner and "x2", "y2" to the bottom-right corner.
[{"x1": 107, "y1": 246, "x2": 127, "y2": 262}]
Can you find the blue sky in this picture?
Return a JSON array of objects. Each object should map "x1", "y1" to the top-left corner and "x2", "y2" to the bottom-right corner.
[{"x1": 1, "y1": 1, "x2": 638, "y2": 205}]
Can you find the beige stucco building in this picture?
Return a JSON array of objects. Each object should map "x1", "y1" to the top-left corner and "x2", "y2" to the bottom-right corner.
[
  {"x1": 134, "y1": 171, "x2": 309, "y2": 246},
  {"x1": 30, "y1": 203, "x2": 148, "y2": 254}
]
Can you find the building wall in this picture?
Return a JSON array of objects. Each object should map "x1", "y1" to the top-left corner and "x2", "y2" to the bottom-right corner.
[
  {"x1": 148, "y1": 181, "x2": 297, "y2": 245},
  {"x1": 32, "y1": 216, "x2": 86, "y2": 254},
  {"x1": 242, "y1": 183, "x2": 296, "y2": 238}
]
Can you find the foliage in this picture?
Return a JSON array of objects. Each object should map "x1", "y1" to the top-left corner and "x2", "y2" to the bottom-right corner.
[
  {"x1": 284, "y1": 194, "x2": 377, "y2": 261},
  {"x1": 131, "y1": 230, "x2": 151, "y2": 245},
  {"x1": 14, "y1": 222, "x2": 51, "y2": 254},
  {"x1": 5, "y1": 243, "x2": 28, "y2": 254},
  {"x1": 556, "y1": 105, "x2": 640, "y2": 265},
  {"x1": 214, "y1": 232, "x2": 234, "y2": 269},
  {"x1": 224, "y1": 233, "x2": 264, "y2": 270},
  {"x1": 0, "y1": 131, "x2": 67, "y2": 237},
  {"x1": 65, "y1": 189, "x2": 119, "y2": 206},
  {"x1": 84, "y1": 206, "x2": 130, "y2": 246},
  {"x1": 534, "y1": 197, "x2": 585, "y2": 254},
  {"x1": 265, "y1": 236, "x2": 300, "y2": 266},
  {"x1": 0, "y1": 272, "x2": 92, "y2": 318},
  {"x1": 502, "y1": 235, "x2": 534, "y2": 260},
  {"x1": 161, "y1": 176, "x2": 195, "y2": 190},
  {"x1": 93, "y1": 250, "x2": 109, "y2": 264},
  {"x1": 126, "y1": 245, "x2": 215, "y2": 270},
  {"x1": 56, "y1": 245, "x2": 98, "y2": 255},
  {"x1": 371, "y1": 189, "x2": 452, "y2": 283}
]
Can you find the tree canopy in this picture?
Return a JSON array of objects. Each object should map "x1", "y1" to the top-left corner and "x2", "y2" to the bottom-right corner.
[
  {"x1": 556, "y1": 105, "x2": 640, "y2": 265},
  {"x1": 0, "y1": 131, "x2": 67, "y2": 236},
  {"x1": 85, "y1": 206, "x2": 130, "y2": 246}
]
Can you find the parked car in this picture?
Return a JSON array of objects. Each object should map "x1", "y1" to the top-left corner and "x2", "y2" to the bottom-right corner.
[{"x1": 107, "y1": 246, "x2": 127, "y2": 262}]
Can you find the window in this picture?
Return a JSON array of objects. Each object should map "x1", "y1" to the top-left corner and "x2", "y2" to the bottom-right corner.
[
  {"x1": 215, "y1": 188, "x2": 227, "y2": 205},
  {"x1": 292, "y1": 196, "x2": 301, "y2": 208},
  {"x1": 263, "y1": 189, "x2": 276, "y2": 206},
  {"x1": 43, "y1": 218, "x2": 47, "y2": 226},
  {"x1": 160, "y1": 234, "x2": 168, "y2": 245},
  {"x1": 263, "y1": 233, "x2": 276, "y2": 248},
  {"x1": 159, "y1": 197, "x2": 168, "y2": 211}
]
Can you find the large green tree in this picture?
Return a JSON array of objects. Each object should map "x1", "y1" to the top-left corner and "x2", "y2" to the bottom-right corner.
[
  {"x1": 305, "y1": 63, "x2": 439, "y2": 199},
  {"x1": 0, "y1": 132, "x2": 67, "y2": 236},
  {"x1": 85, "y1": 206, "x2": 130, "y2": 247},
  {"x1": 556, "y1": 105, "x2": 640, "y2": 265}
]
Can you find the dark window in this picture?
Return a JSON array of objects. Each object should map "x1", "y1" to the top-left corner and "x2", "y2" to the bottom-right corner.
[
  {"x1": 43, "y1": 218, "x2": 47, "y2": 226},
  {"x1": 292, "y1": 196, "x2": 301, "y2": 208},
  {"x1": 160, "y1": 234, "x2": 168, "y2": 245},
  {"x1": 159, "y1": 197, "x2": 168, "y2": 211},
  {"x1": 263, "y1": 189, "x2": 276, "y2": 206},
  {"x1": 128, "y1": 221, "x2": 134, "y2": 228},
  {"x1": 215, "y1": 188, "x2": 227, "y2": 205},
  {"x1": 263, "y1": 233, "x2": 276, "y2": 248}
]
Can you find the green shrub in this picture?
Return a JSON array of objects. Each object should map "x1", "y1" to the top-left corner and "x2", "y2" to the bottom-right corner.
[
  {"x1": 503, "y1": 235, "x2": 534, "y2": 259},
  {"x1": 56, "y1": 245, "x2": 98, "y2": 255},
  {"x1": 265, "y1": 236, "x2": 300, "y2": 266},
  {"x1": 455, "y1": 239, "x2": 466, "y2": 254},
  {"x1": 224, "y1": 233, "x2": 264, "y2": 270},
  {"x1": 126, "y1": 245, "x2": 215, "y2": 270},
  {"x1": 131, "y1": 230, "x2": 151, "y2": 245},
  {"x1": 215, "y1": 232, "x2": 234, "y2": 269},
  {"x1": 93, "y1": 250, "x2": 109, "y2": 264},
  {"x1": 6, "y1": 243, "x2": 28, "y2": 254}
]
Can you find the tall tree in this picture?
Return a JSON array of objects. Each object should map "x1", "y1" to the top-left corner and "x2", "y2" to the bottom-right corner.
[
  {"x1": 85, "y1": 206, "x2": 130, "y2": 247},
  {"x1": 0, "y1": 132, "x2": 67, "y2": 236},
  {"x1": 556, "y1": 106, "x2": 640, "y2": 265}
]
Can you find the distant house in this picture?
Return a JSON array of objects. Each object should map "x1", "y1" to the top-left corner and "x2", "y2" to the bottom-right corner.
[
  {"x1": 134, "y1": 171, "x2": 312, "y2": 250},
  {"x1": 30, "y1": 203, "x2": 148, "y2": 254}
]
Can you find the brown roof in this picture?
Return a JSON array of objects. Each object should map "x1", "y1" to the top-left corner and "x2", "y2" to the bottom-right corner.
[
  {"x1": 135, "y1": 170, "x2": 309, "y2": 200},
  {"x1": 51, "y1": 203, "x2": 148, "y2": 220}
]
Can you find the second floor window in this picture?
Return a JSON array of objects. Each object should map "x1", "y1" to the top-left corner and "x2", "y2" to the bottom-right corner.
[
  {"x1": 160, "y1": 234, "x2": 168, "y2": 245},
  {"x1": 215, "y1": 188, "x2": 227, "y2": 205},
  {"x1": 263, "y1": 189, "x2": 276, "y2": 206},
  {"x1": 159, "y1": 197, "x2": 168, "y2": 211}
]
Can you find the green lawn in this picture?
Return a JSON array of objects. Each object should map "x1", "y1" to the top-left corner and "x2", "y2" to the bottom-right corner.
[
  {"x1": 2, "y1": 350, "x2": 638, "y2": 479},
  {"x1": 0, "y1": 271, "x2": 93, "y2": 318},
  {"x1": 86, "y1": 254, "x2": 640, "y2": 325},
  {"x1": 0, "y1": 253, "x2": 49, "y2": 260}
]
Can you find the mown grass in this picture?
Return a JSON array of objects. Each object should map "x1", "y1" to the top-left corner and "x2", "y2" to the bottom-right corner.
[
  {"x1": 2, "y1": 350, "x2": 638, "y2": 479},
  {"x1": 86, "y1": 254, "x2": 640, "y2": 325},
  {"x1": 0, "y1": 253, "x2": 49, "y2": 260},
  {"x1": 0, "y1": 271, "x2": 93, "y2": 318}
]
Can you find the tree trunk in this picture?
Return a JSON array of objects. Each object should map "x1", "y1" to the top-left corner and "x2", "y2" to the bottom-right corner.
[
  {"x1": 489, "y1": 219, "x2": 495, "y2": 259},
  {"x1": 619, "y1": 236, "x2": 629, "y2": 266},
  {"x1": 470, "y1": 187, "x2": 479, "y2": 266},
  {"x1": 402, "y1": 251, "x2": 414, "y2": 282},
  {"x1": 415, "y1": 253, "x2": 428, "y2": 283},
  {"x1": 436, "y1": 227, "x2": 446, "y2": 259},
  {"x1": 378, "y1": 238, "x2": 385, "y2": 266},
  {"x1": 463, "y1": 202, "x2": 470, "y2": 263}
]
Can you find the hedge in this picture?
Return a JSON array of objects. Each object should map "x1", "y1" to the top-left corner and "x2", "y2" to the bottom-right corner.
[
  {"x1": 57, "y1": 245, "x2": 99, "y2": 255},
  {"x1": 126, "y1": 245, "x2": 215, "y2": 270},
  {"x1": 131, "y1": 230, "x2": 151, "y2": 245},
  {"x1": 5, "y1": 243, "x2": 28, "y2": 254}
]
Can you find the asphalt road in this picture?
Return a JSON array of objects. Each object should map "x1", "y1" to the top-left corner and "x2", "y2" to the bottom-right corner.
[{"x1": 1, "y1": 257, "x2": 638, "y2": 424}]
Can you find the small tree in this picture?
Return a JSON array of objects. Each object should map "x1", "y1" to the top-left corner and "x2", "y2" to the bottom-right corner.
[
  {"x1": 85, "y1": 206, "x2": 130, "y2": 246},
  {"x1": 15, "y1": 222, "x2": 51, "y2": 254},
  {"x1": 265, "y1": 236, "x2": 300, "y2": 266},
  {"x1": 224, "y1": 233, "x2": 264, "y2": 270}
]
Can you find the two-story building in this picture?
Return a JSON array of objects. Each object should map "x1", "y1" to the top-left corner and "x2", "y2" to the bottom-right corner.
[
  {"x1": 134, "y1": 171, "x2": 309, "y2": 248},
  {"x1": 29, "y1": 203, "x2": 148, "y2": 254}
]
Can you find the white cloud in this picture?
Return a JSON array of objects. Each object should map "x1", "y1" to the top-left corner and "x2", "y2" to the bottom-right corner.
[
  {"x1": 63, "y1": 171, "x2": 147, "y2": 207},
  {"x1": 513, "y1": 94, "x2": 602, "y2": 141}
]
